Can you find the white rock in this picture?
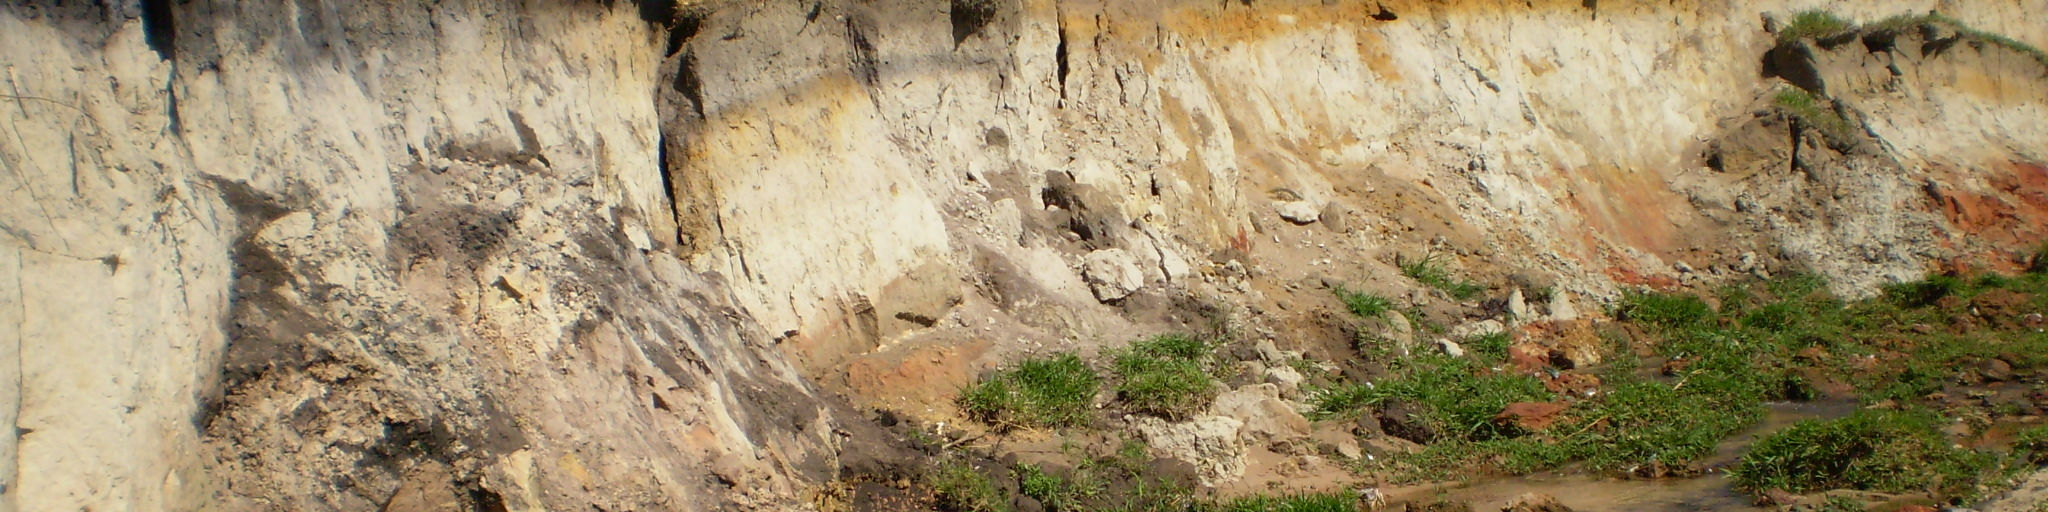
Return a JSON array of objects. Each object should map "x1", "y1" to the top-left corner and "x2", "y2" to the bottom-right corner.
[
  {"x1": 1334, "y1": 438, "x2": 1364, "y2": 460},
  {"x1": 1128, "y1": 416, "x2": 1247, "y2": 486},
  {"x1": 1438, "y1": 339, "x2": 1466, "y2": 358},
  {"x1": 1275, "y1": 200, "x2": 1320, "y2": 224},
  {"x1": 1210, "y1": 384, "x2": 1310, "y2": 444},
  {"x1": 1507, "y1": 288, "x2": 1531, "y2": 320},
  {"x1": 1548, "y1": 292, "x2": 1580, "y2": 321},
  {"x1": 1448, "y1": 319, "x2": 1505, "y2": 340},
  {"x1": 1082, "y1": 248, "x2": 1146, "y2": 301},
  {"x1": 1254, "y1": 338, "x2": 1288, "y2": 363},
  {"x1": 1262, "y1": 365, "x2": 1305, "y2": 397}
]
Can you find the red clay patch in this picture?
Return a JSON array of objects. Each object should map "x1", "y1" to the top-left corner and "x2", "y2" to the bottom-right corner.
[{"x1": 1927, "y1": 161, "x2": 2048, "y2": 271}]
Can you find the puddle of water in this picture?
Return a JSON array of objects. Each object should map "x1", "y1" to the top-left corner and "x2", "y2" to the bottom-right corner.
[{"x1": 1384, "y1": 400, "x2": 1864, "y2": 511}]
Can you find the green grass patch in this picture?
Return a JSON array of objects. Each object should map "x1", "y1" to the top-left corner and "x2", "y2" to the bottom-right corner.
[
  {"x1": 1399, "y1": 253, "x2": 1485, "y2": 300},
  {"x1": 960, "y1": 353, "x2": 1102, "y2": 430},
  {"x1": 1332, "y1": 267, "x2": 2048, "y2": 492},
  {"x1": 1614, "y1": 290, "x2": 1716, "y2": 328},
  {"x1": 1334, "y1": 286, "x2": 1395, "y2": 319},
  {"x1": 1213, "y1": 491, "x2": 1359, "y2": 512},
  {"x1": 2014, "y1": 424, "x2": 2048, "y2": 465},
  {"x1": 1113, "y1": 335, "x2": 1221, "y2": 419},
  {"x1": 1016, "y1": 463, "x2": 1101, "y2": 512},
  {"x1": 1312, "y1": 352, "x2": 1551, "y2": 441},
  {"x1": 1779, "y1": 9, "x2": 1855, "y2": 41},
  {"x1": 929, "y1": 458, "x2": 1012, "y2": 512},
  {"x1": 1771, "y1": 87, "x2": 1853, "y2": 138},
  {"x1": 1733, "y1": 409, "x2": 1996, "y2": 499},
  {"x1": 1869, "y1": 12, "x2": 2048, "y2": 68},
  {"x1": 1464, "y1": 332, "x2": 1511, "y2": 362}
]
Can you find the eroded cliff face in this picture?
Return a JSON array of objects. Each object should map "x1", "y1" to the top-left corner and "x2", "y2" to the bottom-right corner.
[
  {"x1": 2, "y1": 2, "x2": 842, "y2": 510},
  {"x1": 1, "y1": 0, "x2": 2044, "y2": 510}
]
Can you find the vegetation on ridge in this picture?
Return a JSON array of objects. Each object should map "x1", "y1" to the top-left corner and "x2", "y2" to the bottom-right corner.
[
  {"x1": 1399, "y1": 253, "x2": 1485, "y2": 300},
  {"x1": 1779, "y1": 9, "x2": 2048, "y2": 68},
  {"x1": 1771, "y1": 87, "x2": 1854, "y2": 139}
]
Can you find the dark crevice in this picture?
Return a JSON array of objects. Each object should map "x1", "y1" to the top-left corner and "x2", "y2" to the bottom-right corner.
[
  {"x1": 664, "y1": 8, "x2": 703, "y2": 56},
  {"x1": 140, "y1": 0, "x2": 176, "y2": 61},
  {"x1": 1762, "y1": 42, "x2": 1827, "y2": 95},
  {"x1": 1371, "y1": 6, "x2": 1399, "y2": 21},
  {"x1": 950, "y1": 0, "x2": 998, "y2": 47},
  {"x1": 631, "y1": 0, "x2": 677, "y2": 29},
  {"x1": 846, "y1": 18, "x2": 881, "y2": 89},
  {"x1": 656, "y1": 132, "x2": 683, "y2": 251},
  {"x1": 465, "y1": 485, "x2": 510, "y2": 512},
  {"x1": 1055, "y1": 20, "x2": 1070, "y2": 104},
  {"x1": 673, "y1": 53, "x2": 706, "y2": 120},
  {"x1": 1788, "y1": 118, "x2": 1803, "y2": 176},
  {"x1": 1862, "y1": 28, "x2": 1899, "y2": 55},
  {"x1": 166, "y1": 73, "x2": 183, "y2": 136}
]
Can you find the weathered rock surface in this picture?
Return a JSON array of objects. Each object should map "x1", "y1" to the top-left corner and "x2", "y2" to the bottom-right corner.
[
  {"x1": 1083, "y1": 248, "x2": 1147, "y2": 301},
  {"x1": 1127, "y1": 415, "x2": 1247, "y2": 486},
  {"x1": 5, "y1": 0, "x2": 2048, "y2": 509},
  {"x1": 1209, "y1": 384, "x2": 1311, "y2": 444}
]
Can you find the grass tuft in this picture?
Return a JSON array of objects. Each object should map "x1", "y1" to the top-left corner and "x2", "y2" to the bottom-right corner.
[
  {"x1": 960, "y1": 353, "x2": 1101, "y2": 430},
  {"x1": 1312, "y1": 352, "x2": 1550, "y2": 441},
  {"x1": 1779, "y1": 9, "x2": 1855, "y2": 41},
  {"x1": 929, "y1": 458, "x2": 1012, "y2": 512},
  {"x1": 1334, "y1": 286, "x2": 1395, "y2": 319},
  {"x1": 1400, "y1": 253, "x2": 1485, "y2": 300},
  {"x1": 1614, "y1": 290, "x2": 1715, "y2": 328},
  {"x1": 2030, "y1": 242, "x2": 2048, "y2": 274},
  {"x1": 1733, "y1": 408, "x2": 1996, "y2": 498},
  {"x1": 1015, "y1": 463, "x2": 1100, "y2": 512},
  {"x1": 1772, "y1": 87, "x2": 1853, "y2": 137},
  {"x1": 1215, "y1": 491, "x2": 1359, "y2": 512},
  {"x1": 1113, "y1": 335, "x2": 1221, "y2": 419}
]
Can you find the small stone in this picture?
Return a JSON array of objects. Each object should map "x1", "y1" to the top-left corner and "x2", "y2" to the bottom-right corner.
[
  {"x1": 1381, "y1": 313, "x2": 1416, "y2": 352},
  {"x1": 1275, "y1": 200, "x2": 1320, "y2": 224},
  {"x1": 1263, "y1": 365, "x2": 1306, "y2": 397},
  {"x1": 1319, "y1": 202, "x2": 1348, "y2": 232},
  {"x1": 1438, "y1": 339, "x2": 1465, "y2": 358},
  {"x1": 1449, "y1": 319, "x2": 1505, "y2": 339},
  {"x1": 1255, "y1": 339, "x2": 1288, "y2": 363},
  {"x1": 1507, "y1": 288, "x2": 1532, "y2": 320},
  {"x1": 1334, "y1": 438, "x2": 1363, "y2": 459}
]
